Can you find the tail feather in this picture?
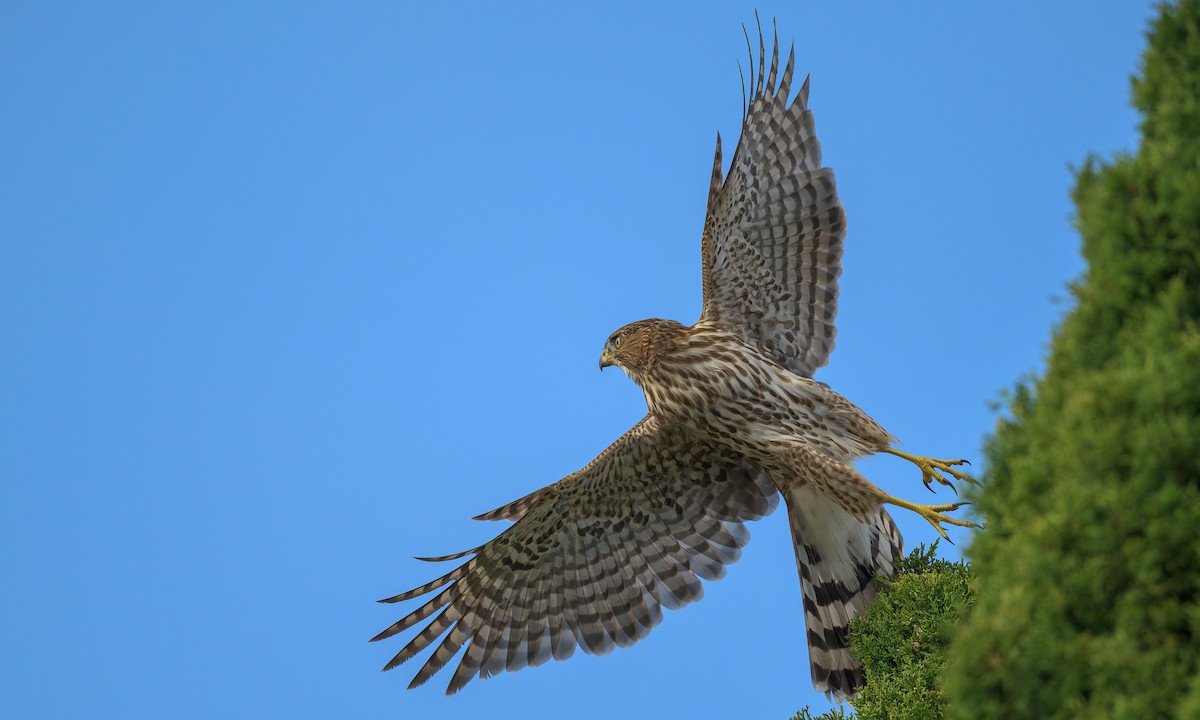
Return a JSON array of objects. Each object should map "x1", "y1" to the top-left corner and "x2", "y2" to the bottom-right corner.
[{"x1": 786, "y1": 484, "x2": 902, "y2": 699}]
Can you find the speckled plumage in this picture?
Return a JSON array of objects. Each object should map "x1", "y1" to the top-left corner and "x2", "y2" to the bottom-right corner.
[{"x1": 374, "y1": 22, "x2": 961, "y2": 700}]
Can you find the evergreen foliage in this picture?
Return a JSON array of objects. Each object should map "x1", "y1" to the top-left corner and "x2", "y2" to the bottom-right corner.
[
  {"x1": 792, "y1": 546, "x2": 974, "y2": 720},
  {"x1": 943, "y1": 2, "x2": 1200, "y2": 717}
]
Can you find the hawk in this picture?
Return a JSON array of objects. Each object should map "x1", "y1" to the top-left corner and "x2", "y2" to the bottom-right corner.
[{"x1": 373, "y1": 22, "x2": 974, "y2": 700}]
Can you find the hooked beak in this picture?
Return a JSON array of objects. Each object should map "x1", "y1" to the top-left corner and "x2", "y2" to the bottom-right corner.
[{"x1": 599, "y1": 350, "x2": 615, "y2": 371}]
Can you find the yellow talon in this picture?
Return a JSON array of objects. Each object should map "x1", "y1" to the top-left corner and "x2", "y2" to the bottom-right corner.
[
  {"x1": 884, "y1": 448, "x2": 978, "y2": 494},
  {"x1": 883, "y1": 496, "x2": 977, "y2": 542}
]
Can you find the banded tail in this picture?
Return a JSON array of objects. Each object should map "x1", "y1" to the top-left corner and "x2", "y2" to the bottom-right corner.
[{"x1": 785, "y1": 484, "x2": 902, "y2": 698}]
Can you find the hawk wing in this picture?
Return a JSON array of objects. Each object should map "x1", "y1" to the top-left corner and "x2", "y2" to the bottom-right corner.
[
  {"x1": 371, "y1": 416, "x2": 778, "y2": 694},
  {"x1": 699, "y1": 28, "x2": 846, "y2": 377}
]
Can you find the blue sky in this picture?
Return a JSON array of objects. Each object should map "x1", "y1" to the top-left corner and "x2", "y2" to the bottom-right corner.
[{"x1": 1, "y1": 2, "x2": 1153, "y2": 718}]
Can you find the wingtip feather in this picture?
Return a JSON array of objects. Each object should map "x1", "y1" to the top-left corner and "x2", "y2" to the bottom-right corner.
[
  {"x1": 754, "y1": 10, "x2": 766, "y2": 97},
  {"x1": 414, "y1": 546, "x2": 480, "y2": 563}
]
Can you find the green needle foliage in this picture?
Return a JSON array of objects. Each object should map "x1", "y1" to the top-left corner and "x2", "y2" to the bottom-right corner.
[
  {"x1": 792, "y1": 545, "x2": 975, "y2": 720},
  {"x1": 942, "y1": 2, "x2": 1200, "y2": 718}
]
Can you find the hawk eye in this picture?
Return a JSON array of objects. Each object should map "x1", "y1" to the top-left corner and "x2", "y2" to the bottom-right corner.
[{"x1": 611, "y1": 335, "x2": 622, "y2": 349}]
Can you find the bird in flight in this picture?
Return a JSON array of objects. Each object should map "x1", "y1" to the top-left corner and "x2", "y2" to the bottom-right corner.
[{"x1": 372, "y1": 20, "x2": 975, "y2": 700}]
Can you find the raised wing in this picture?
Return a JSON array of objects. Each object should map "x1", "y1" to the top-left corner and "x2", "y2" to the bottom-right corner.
[
  {"x1": 700, "y1": 24, "x2": 846, "y2": 377},
  {"x1": 371, "y1": 417, "x2": 778, "y2": 694}
]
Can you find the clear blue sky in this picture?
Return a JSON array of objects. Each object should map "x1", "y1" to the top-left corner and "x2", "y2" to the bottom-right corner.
[{"x1": 1, "y1": 2, "x2": 1153, "y2": 718}]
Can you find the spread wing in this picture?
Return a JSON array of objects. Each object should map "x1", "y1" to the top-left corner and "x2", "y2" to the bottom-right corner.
[
  {"x1": 371, "y1": 416, "x2": 779, "y2": 694},
  {"x1": 700, "y1": 25, "x2": 846, "y2": 377}
]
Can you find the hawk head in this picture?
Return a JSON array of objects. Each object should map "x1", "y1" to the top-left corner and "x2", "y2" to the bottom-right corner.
[{"x1": 599, "y1": 318, "x2": 687, "y2": 380}]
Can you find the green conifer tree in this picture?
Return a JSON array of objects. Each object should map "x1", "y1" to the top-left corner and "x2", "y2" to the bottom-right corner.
[{"x1": 944, "y1": 2, "x2": 1200, "y2": 717}]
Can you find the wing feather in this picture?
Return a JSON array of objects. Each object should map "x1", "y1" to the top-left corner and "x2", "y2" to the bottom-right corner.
[
  {"x1": 372, "y1": 416, "x2": 779, "y2": 694},
  {"x1": 701, "y1": 32, "x2": 845, "y2": 377}
]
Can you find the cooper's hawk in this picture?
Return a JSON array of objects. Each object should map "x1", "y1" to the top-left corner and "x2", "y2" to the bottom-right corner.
[{"x1": 372, "y1": 22, "x2": 974, "y2": 699}]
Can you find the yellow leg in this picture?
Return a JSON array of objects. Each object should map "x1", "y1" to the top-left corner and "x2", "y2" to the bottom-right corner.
[
  {"x1": 884, "y1": 495, "x2": 977, "y2": 541},
  {"x1": 883, "y1": 447, "x2": 978, "y2": 494}
]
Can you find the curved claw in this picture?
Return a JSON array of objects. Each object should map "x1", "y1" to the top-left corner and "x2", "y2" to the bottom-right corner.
[{"x1": 921, "y1": 465, "x2": 962, "y2": 495}]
